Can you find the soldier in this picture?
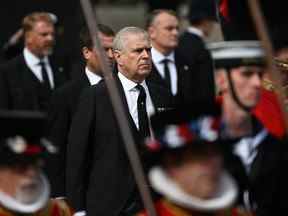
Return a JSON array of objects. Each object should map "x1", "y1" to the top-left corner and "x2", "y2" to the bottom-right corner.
[
  {"x1": 209, "y1": 41, "x2": 285, "y2": 215},
  {"x1": 136, "y1": 108, "x2": 250, "y2": 216},
  {"x1": 0, "y1": 111, "x2": 73, "y2": 216}
]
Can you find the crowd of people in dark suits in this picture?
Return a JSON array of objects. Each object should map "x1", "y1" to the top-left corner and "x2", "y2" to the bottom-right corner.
[{"x1": 0, "y1": 0, "x2": 288, "y2": 216}]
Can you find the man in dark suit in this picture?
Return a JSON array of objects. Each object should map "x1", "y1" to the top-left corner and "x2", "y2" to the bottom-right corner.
[
  {"x1": 66, "y1": 27, "x2": 173, "y2": 216},
  {"x1": 46, "y1": 24, "x2": 115, "y2": 197},
  {"x1": 0, "y1": 12, "x2": 67, "y2": 111},
  {"x1": 176, "y1": 0, "x2": 217, "y2": 106},
  {"x1": 146, "y1": 9, "x2": 215, "y2": 106}
]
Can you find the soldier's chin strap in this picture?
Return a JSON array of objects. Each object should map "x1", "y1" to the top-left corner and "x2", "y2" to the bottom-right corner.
[{"x1": 226, "y1": 68, "x2": 252, "y2": 113}]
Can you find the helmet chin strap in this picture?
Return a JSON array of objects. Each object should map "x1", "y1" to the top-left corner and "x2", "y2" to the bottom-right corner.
[{"x1": 226, "y1": 69, "x2": 252, "y2": 113}]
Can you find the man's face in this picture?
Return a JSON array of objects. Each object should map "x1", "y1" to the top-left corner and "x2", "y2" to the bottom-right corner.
[
  {"x1": 217, "y1": 66, "x2": 264, "y2": 108},
  {"x1": 84, "y1": 33, "x2": 115, "y2": 73},
  {"x1": 114, "y1": 33, "x2": 152, "y2": 82},
  {"x1": 167, "y1": 153, "x2": 223, "y2": 199},
  {"x1": 149, "y1": 12, "x2": 179, "y2": 54},
  {"x1": 98, "y1": 32, "x2": 115, "y2": 67},
  {"x1": 25, "y1": 21, "x2": 55, "y2": 58},
  {"x1": 0, "y1": 163, "x2": 42, "y2": 203}
]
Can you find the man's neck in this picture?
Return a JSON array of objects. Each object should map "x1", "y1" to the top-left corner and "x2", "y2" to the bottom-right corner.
[
  {"x1": 86, "y1": 65, "x2": 102, "y2": 77},
  {"x1": 25, "y1": 46, "x2": 44, "y2": 59},
  {"x1": 118, "y1": 69, "x2": 145, "y2": 84},
  {"x1": 222, "y1": 96, "x2": 253, "y2": 137},
  {"x1": 151, "y1": 43, "x2": 173, "y2": 56}
]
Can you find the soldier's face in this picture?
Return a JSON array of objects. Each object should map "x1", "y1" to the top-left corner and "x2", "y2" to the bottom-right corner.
[
  {"x1": 25, "y1": 21, "x2": 55, "y2": 58},
  {"x1": 217, "y1": 66, "x2": 264, "y2": 109},
  {"x1": 149, "y1": 12, "x2": 179, "y2": 53},
  {"x1": 166, "y1": 153, "x2": 223, "y2": 199},
  {"x1": 0, "y1": 164, "x2": 42, "y2": 203}
]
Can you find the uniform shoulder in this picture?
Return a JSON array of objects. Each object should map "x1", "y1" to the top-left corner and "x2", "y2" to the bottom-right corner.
[{"x1": 40, "y1": 198, "x2": 74, "y2": 216}]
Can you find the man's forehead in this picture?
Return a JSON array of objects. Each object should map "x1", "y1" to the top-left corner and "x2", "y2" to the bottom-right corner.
[
  {"x1": 98, "y1": 32, "x2": 114, "y2": 43},
  {"x1": 32, "y1": 21, "x2": 54, "y2": 30},
  {"x1": 234, "y1": 65, "x2": 265, "y2": 73},
  {"x1": 125, "y1": 34, "x2": 150, "y2": 47},
  {"x1": 153, "y1": 12, "x2": 178, "y2": 25}
]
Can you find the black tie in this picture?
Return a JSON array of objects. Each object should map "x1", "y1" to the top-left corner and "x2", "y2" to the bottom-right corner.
[
  {"x1": 39, "y1": 60, "x2": 51, "y2": 89},
  {"x1": 136, "y1": 84, "x2": 151, "y2": 140},
  {"x1": 161, "y1": 58, "x2": 171, "y2": 91}
]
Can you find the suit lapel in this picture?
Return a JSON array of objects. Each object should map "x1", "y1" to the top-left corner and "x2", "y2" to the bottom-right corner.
[
  {"x1": 148, "y1": 62, "x2": 168, "y2": 87},
  {"x1": 147, "y1": 82, "x2": 173, "y2": 113},
  {"x1": 17, "y1": 55, "x2": 41, "y2": 109},
  {"x1": 115, "y1": 75, "x2": 139, "y2": 133},
  {"x1": 174, "y1": 52, "x2": 190, "y2": 88},
  {"x1": 49, "y1": 57, "x2": 65, "y2": 87}
]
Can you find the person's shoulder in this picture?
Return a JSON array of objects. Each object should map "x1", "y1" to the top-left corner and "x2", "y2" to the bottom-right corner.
[
  {"x1": 147, "y1": 81, "x2": 171, "y2": 96},
  {"x1": 179, "y1": 30, "x2": 203, "y2": 45},
  {"x1": 40, "y1": 198, "x2": 74, "y2": 216},
  {"x1": 0, "y1": 54, "x2": 23, "y2": 72},
  {"x1": 54, "y1": 79, "x2": 85, "y2": 96}
]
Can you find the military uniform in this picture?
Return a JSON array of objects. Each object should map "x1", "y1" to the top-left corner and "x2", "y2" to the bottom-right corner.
[
  {"x1": 136, "y1": 198, "x2": 250, "y2": 216},
  {"x1": 0, "y1": 111, "x2": 73, "y2": 216},
  {"x1": 0, "y1": 199, "x2": 73, "y2": 216}
]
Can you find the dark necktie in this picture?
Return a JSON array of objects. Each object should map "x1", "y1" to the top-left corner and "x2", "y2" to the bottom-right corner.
[
  {"x1": 161, "y1": 58, "x2": 171, "y2": 92},
  {"x1": 136, "y1": 84, "x2": 151, "y2": 140},
  {"x1": 39, "y1": 60, "x2": 51, "y2": 89}
]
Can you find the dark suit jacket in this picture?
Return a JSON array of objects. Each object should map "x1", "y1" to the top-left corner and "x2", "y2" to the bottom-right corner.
[
  {"x1": 46, "y1": 69, "x2": 90, "y2": 196},
  {"x1": 0, "y1": 53, "x2": 67, "y2": 111},
  {"x1": 175, "y1": 31, "x2": 216, "y2": 106},
  {"x1": 224, "y1": 120, "x2": 285, "y2": 216},
  {"x1": 66, "y1": 75, "x2": 173, "y2": 216}
]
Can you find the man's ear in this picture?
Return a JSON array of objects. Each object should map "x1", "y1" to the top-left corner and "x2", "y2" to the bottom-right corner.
[
  {"x1": 148, "y1": 26, "x2": 155, "y2": 40},
  {"x1": 215, "y1": 69, "x2": 229, "y2": 93},
  {"x1": 82, "y1": 47, "x2": 90, "y2": 61},
  {"x1": 113, "y1": 50, "x2": 122, "y2": 66}
]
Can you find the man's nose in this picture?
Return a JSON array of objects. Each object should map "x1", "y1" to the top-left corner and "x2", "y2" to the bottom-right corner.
[
  {"x1": 253, "y1": 74, "x2": 262, "y2": 87},
  {"x1": 46, "y1": 34, "x2": 54, "y2": 42},
  {"x1": 172, "y1": 28, "x2": 179, "y2": 37},
  {"x1": 141, "y1": 49, "x2": 150, "y2": 58},
  {"x1": 107, "y1": 48, "x2": 114, "y2": 60},
  {"x1": 23, "y1": 166, "x2": 38, "y2": 178}
]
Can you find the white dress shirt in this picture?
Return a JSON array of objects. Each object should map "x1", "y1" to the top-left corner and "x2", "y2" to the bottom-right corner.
[
  {"x1": 151, "y1": 47, "x2": 178, "y2": 95},
  {"x1": 23, "y1": 48, "x2": 55, "y2": 88},
  {"x1": 85, "y1": 67, "x2": 102, "y2": 85},
  {"x1": 118, "y1": 72, "x2": 155, "y2": 129},
  {"x1": 187, "y1": 26, "x2": 204, "y2": 39},
  {"x1": 233, "y1": 128, "x2": 268, "y2": 173}
]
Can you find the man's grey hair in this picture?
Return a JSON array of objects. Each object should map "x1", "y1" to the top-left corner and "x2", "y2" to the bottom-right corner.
[{"x1": 113, "y1": 26, "x2": 150, "y2": 51}]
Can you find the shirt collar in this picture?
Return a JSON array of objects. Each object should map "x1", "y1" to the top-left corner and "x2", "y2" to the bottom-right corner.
[
  {"x1": 151, "y1": 47, "x2": 175, "y2": 64},
  {"x1": 187, "y1": 26, "x2": 204, "y2": 38},
  {"x1": 85, "y1": 67, "x2": 102, "y2": 85},
  {"x1": 23, "y1": 48, "x2": 49, "y2": 66},
  {"x1": 118, "y1": 72, "x2": 147, "y2": 92}
]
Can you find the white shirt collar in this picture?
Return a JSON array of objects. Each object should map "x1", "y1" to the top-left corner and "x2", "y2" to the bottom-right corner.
[
  {"x1": 85, "y1": 67, "x2": 102, "y2": 85},
  {"x1": 118, "y1": 71, "x2": 147, "y2": 92},
  {"x1": 151, "y1": 47, "x2": 175, "y2": 64},
  {"x1": 187, "y1": 26, "x2": 204, "y2": 38},
  {"x1": 23, "y1": 48, "x2": 49, "y2": 67}
]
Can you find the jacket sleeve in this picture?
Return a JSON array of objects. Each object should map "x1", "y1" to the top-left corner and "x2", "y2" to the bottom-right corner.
[
  {"x1": 65, "y1": 86, "x2": 96, "y2": 211},
  {"x1": 46, "y1": 88, "x2": 71, "y2": 196}
]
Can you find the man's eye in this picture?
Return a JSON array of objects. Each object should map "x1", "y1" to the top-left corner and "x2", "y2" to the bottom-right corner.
[
  {"x1": 146, "y1": 47, "x2": 152, "y2": 53},
  {"x1": 135, "y1": 49, "x2": 143, "y2": 53}
]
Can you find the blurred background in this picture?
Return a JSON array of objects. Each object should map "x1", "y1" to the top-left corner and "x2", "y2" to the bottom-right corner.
[{"x1": 0, "y1": 0, "x2": 223, "y2": 64}]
